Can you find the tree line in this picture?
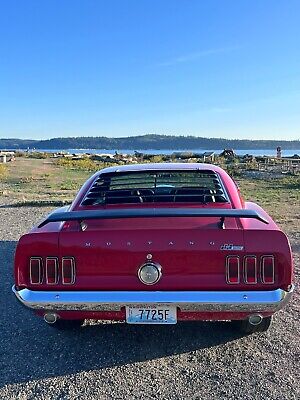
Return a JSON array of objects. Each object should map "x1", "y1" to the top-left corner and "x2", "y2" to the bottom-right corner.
[{"x1": 1, "y1": 134, "x2": 300, "y2": 150}]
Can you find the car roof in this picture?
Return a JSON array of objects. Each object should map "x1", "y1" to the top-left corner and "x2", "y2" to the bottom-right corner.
[{"x1": 99, "y1": 163, "x2": 224, "y2": 175}]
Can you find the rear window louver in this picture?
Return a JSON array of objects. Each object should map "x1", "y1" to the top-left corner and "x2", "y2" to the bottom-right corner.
[{"x1": 81, "y1": 170, "x2": 229, "y2": 206}]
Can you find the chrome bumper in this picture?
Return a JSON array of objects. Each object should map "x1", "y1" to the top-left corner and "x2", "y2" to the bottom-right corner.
[{"x1": 12, "y1": 285, "x2": 294, "y2": 313}]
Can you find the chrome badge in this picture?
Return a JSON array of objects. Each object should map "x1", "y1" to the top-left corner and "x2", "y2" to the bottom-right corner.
[
  {"x1": 220, "y1": 244, "x2": 244, "y2": 251},
  {"x1": 138, "y1": 262, "x2": 162, "y2": 285}
]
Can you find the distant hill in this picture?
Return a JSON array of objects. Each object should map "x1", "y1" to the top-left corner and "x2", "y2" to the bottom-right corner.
[{"x1": 0, "y1": 134, "x2": 300, "y2": 150}]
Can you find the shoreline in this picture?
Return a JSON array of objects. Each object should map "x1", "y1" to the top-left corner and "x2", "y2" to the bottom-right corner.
[{"x1": 2, "y1": 148, "x2": 300, "y2": 157}]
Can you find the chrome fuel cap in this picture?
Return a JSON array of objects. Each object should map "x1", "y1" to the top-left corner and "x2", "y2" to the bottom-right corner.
[{"x1": 138, "y1": 262, "x2": 162, "y2": 285}]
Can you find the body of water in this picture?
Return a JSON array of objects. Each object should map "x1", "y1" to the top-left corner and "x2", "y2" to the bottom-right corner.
[{"x1": 30, "y1": 148, "x2": 300, "y2": 157}]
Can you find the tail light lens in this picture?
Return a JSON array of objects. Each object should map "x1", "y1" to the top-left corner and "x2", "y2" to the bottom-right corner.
[
  {"x1": 261, "y1": 256, "x2": 275, "y2": 284},
  {"x1": 226, "y1": 256, "x2": 240, "y2": 284},
  {"x1": 62, "y1": 257, "x2": 76, "y2": 284},
  {"x1": 30, "y1": 257, "x2": 42, "y2": 284},
  {"x1": 46, "y1": 257, "x2": 58, "y2": 284},
  {"x1": 244, "y1": 256, "x2": 257, "y2": 284}
]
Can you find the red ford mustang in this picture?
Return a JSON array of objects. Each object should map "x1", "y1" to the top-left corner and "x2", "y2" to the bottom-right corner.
[{"x1": 13, "y1": 163, "x2": 294, "y2": 334}]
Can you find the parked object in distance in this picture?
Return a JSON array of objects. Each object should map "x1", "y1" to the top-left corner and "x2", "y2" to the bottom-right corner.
[{"x1": 12, "y1": 163, "x2": 294, "y2": 334}]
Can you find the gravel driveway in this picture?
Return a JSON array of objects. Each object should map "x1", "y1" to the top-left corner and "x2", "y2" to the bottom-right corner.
[{"x1": 0, "y1": 204, "x2": 299, "y2": 399}]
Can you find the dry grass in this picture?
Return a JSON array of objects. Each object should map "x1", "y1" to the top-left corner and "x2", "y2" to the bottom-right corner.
[
  {"x1": 0, "y1": 164, "x2": 7, "y2": 179},
  {"x1": 0, "y1": 157, "x2": 90, "y2": 203},
  {"x1": 1, "y1": 157, "x2": 299, "y2": 240}
]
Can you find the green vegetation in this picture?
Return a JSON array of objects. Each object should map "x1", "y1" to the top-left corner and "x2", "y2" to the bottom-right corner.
[
  {"x1": 25, "y1": 151, "x2": 50, "y2": 159},
  {"x1": 1, "y1": 134, "x2": 300, "y2": 151},
  {"x1": 55, "y1": 157, "x2": 120, "y2": 172},
  {"x1": 56, "y1": 157, "x2": 101, "y2": 172}
]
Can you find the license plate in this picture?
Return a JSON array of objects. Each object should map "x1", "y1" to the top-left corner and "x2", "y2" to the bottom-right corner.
[{"x1": 126, "y1": 305, "x2": 177, "y2": 324}]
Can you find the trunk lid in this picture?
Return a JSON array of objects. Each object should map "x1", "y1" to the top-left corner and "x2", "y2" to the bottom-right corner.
[{"x1": 58, "y1": 216, "x2": 245, "y2": 290}]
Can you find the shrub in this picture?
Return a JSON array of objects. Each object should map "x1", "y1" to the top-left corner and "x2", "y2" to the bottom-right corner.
[
  {"x1": 55, "y1": 157, "x2": 101, "y2": 172},
  {"x1": 0, "y1": 164, "x2": 7, "y2": 179},
  {"x1": 26, "y1": 152, "x2": 49, "y2": 159}
]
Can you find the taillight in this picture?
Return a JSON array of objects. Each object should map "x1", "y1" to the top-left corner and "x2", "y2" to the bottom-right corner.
[
  {"x1": 30, "y1": 257, "x2": 43, "y2": 284},
  {"x1": 46, "y1": 257, "x2": 58, "y2": 284},
  {"x1": 62, "y1": 257, "x2": 76, "y2": 284},
  {"x1": 244, "y1": 256, "x2": 257, "y2": 284},
  {"x1": 261, "y1": 256, "x2": 275, "y2": 284},
  {"x1": 226, "y1": 254, "x2": 275, "y2": 285},
  {"x1": 226, "y1": 256, "x2": 240, "y2": 284}
]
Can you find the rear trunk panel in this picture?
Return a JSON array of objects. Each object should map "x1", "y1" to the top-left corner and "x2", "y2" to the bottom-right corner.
[{"x1": 58, "y1": 217, "x2": 245, "y2": 290}]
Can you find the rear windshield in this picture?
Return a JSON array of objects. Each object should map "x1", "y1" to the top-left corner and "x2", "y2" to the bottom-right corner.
[{"x1": 81, "y1": 170, "x2": 229, "y2": 206}]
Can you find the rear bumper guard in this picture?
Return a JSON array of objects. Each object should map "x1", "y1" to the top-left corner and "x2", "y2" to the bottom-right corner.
[{"x1": 12, "y1": 285, "x2": 294, "y2": 313}]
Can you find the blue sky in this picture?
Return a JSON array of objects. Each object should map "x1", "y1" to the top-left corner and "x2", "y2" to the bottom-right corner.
[{"x1": 0, "y1": 0, "x2": 299, "y2": 140}]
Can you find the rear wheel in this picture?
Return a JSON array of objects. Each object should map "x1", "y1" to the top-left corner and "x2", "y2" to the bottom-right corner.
[
  {"x1": 234, "y1": 316, "x2": 272, "y2": 334},
  {"x1": 47, "y1": 319, "x2": 84, "y2": 330}
]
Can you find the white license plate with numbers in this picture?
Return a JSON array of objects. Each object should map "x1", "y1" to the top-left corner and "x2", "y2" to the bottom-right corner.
[{"x1": 126, "y1": 305, "x2": 177, "y2": 324}]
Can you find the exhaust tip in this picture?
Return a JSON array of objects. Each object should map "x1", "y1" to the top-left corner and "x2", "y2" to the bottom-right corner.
[
  {"x1": 44, "y1": 313, "x2": 58, "y2": 324},
  {"x1": 248, "y1": 314, "x2": 263, "y2": 326}
]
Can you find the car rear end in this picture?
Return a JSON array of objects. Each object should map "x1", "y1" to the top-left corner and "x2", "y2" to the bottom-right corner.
[{"x1": 13, "y1": 164, "x2": 294, "y2": 332}]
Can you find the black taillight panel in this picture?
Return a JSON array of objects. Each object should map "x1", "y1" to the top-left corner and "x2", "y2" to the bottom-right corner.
[
  {"x1": 29, "y1": 256, "x2": 76, "y2": 285},
  {"x1": 261, "y1": 255, "x2": 275, "y2": 284},
  {"x1": 29, "y1": 257, "x2": 43, "y2": 284},
  {"x1": 226, "y1": 256, "x2": 240, "y2": 284},
  {"x1": 62, "y1": 257, "x2": 76, "y2": 284},
  {"x1": 45, "y1": 257, "x2": 59, "y2": 284},
  {"x1": 244, "y1": 256, "x2": 257, "y2": 284}
]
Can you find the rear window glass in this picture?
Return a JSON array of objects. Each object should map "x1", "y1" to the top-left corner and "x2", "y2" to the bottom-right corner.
[{"x1": 81, "y1": 170, "x2": 229, "y2": 206}]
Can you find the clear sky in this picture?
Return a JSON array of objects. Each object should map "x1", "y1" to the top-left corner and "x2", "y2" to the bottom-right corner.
[{"x1": 0, "y1": 0, "x2": 300, "y2": 140}]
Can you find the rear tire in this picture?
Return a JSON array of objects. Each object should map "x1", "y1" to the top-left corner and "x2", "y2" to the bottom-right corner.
[
  {"x1": 234, "y1": 316, "x2": 272, "y2": 334},
  {"x1": 47, "y1": 319, "x2": 84, "y2": 330}
]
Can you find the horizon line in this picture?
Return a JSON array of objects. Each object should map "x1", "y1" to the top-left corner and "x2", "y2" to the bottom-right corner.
[{"x1": 0, "y1": 134, "x2": 299, "y2": 142}]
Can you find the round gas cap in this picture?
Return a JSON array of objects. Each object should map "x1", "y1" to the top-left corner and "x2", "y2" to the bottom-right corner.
[{"x1": 138, "y1": 262, "x2": 162, "y2": 285}]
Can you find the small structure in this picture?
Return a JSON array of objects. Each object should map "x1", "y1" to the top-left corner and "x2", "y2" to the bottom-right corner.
[
  {"x1": 203, "y1": 151, "x2": 215, "y2": 162},
  {"x1": 276, "y1": 146, "x2": 282, "y2": 158},
  {"x1": 0, "y1": 151, "x2": 15, "y2": 163},
  {"x1": 219, "y1": 149, "x2": 235, "y2": 159}
]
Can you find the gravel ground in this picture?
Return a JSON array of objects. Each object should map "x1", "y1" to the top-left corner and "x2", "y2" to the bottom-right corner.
[{"x1": 0, "y1": 204, "x2": 299, "y2": 400}]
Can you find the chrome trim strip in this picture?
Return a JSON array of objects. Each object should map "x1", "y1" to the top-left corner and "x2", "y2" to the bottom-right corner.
[{"x1": 12, "y1": 285, "x2": 294, "y2": 313}]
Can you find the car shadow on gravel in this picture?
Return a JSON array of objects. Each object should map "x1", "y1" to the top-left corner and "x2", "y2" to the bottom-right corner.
[{"x1": 1, "y1": 240, "x2": 244, "y2": 388}]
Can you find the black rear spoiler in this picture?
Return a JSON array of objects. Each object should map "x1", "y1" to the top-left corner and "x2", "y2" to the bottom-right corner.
[{"x1": 38, "y1": 208, "x2": 269, "y2": 229}]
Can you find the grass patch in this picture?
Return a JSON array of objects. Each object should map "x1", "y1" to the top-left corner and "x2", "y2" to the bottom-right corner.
[
  {"x1": 1, "y1": 157, "x2": 91, "y2": 203},
  {"x1": 0, "y1": 200, "x2": 71, "y2": 208},
  {"x1": 236, "y1": 175, "x2": 299, "y2": 232}
]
